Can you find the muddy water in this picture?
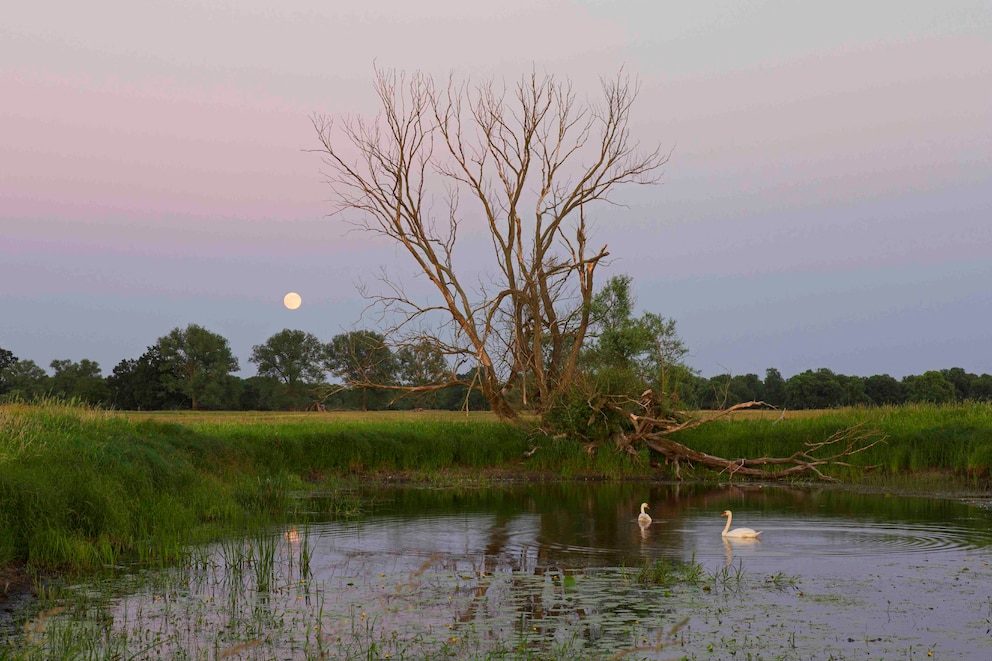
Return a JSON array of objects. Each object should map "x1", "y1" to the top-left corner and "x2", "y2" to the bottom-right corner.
[{"x1": 13, "y1": 483, "x2": 992, "y2": 659}]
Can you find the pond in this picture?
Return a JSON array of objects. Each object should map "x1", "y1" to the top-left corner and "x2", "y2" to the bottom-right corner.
[{"x1": 10, "y1": 482, "x2": 992, "y2": 659}]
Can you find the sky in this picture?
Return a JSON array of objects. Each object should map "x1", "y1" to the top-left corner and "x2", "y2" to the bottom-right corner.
[{"x1": 2, "y1": 0, "x2": 990, "y2": 381}]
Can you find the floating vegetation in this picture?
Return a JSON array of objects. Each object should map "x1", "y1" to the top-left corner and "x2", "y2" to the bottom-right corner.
[
  {"x1": 634, "y1": 556, "x2": 706, "y2": 587},
  {"x1": 765, "y1": 570, "x2": 802, "y2": 588}
]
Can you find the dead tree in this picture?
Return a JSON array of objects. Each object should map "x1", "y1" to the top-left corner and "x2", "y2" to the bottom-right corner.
[
  {"x1": 311, "y1": 68, "x2": 882, "y2": 481},
  {"x1": 311, "y1": 67, "x2": 668, "y2": 421}
]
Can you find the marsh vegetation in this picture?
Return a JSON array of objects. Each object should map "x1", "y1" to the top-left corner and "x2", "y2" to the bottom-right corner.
[
  {"x1": 5, "y1": 482, "x2": 992, "y2": 659},
  {"x1": 2, "y1": 401, "x2": 992, "y2": 658}
]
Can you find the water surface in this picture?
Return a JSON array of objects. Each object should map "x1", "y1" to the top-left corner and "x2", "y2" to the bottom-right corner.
[{"x1": 14, "y1": 483, "x2": 992, "y2": 659}]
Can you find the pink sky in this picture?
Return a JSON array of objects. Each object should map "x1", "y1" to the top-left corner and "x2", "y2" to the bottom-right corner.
[{"x1": 2, "y1": 1, "x2": 990, "y2": 378}]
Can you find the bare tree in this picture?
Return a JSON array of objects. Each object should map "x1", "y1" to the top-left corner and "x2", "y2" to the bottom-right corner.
[
  {"x1": 312, "y1": 67, "x2": 666, "y2": 421},
  {"x1": 312, "y1": 68, "x2": 882, "y2": 481}
]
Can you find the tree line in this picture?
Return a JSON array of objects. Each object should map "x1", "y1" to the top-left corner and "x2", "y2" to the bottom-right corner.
[
  {"x1": 0, "y1": 327, "x2": 487, "y2": 412},
  {"x1": 2, "y1": 326, "x2": 989, "y2": 412},
  {"x1": 692, "y1": 367, "x2": 992, "y2": 410}
]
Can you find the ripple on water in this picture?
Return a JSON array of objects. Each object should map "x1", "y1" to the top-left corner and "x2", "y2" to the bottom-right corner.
[
  {"x1": 312, "y1": 511, "x2": 992, "y2": 572},
  {"x1": 683, "y1": 516, "x2": 992, "y2": 563}
]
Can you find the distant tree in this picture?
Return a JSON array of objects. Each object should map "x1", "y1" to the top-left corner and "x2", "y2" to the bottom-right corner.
[
  {"x1": 154, "y1": 324, "x2": 240, "y2": 410},
  {"x1": 250, "y1": 329, "x2": 327, "y2": 409},
  {"x1": 49, "y1": 359, "x2": 110, "y2": 405},
  {"x1": 395, "y1": 341, "x2": 449, "y2": 387},
  {"x1": 694, "y1": 374, "x2": 731, "y2": 410},
  {"x1": 434, "y1": 368, "x2": 491, "y2": 411},
  {"x1": 728, "y1": 373, "x2": 763, "y2": 405},
  {"x1": 215, "y1": 374, "x2": 245, "y2": 410},
  {"x1": 0, "y1": 359, "x2": 49, "y2": 400},
  {"x1": 695, "y1": 373, "x2": 761, "y2": 408},
  {"x1": 907, "y1": 370, "x2": 956, "y2": 404},
  {"x1": 0, "y1": 347, "x2": 20, "y2": 396},
  {"x1": 862, "y1": 374, "x2": 905, "y2": 406},
  {"x1": 394, "y1": 340, "x2": 450, "y2": 408},
  {"x1": 762, "y1": 368, "x2": 787, "y2": 407},
  {"x1": 941, "y1": 367, "x2": 973, "y2": 403},
  {"x1": 839, "y1": 375, "x2": 871, "y2": 407},
  {"x1": 107, "y1": 346, "x2": 180, "y2": 410},
  {"x1": 664, "y1": 363, "x2": 699, "y2": 409},
  {"x1": 239, "y1": 375, "x2": 281, "y2": 411},
  {"x1": 583, "y1": 276, "x2": 689, "y2": 383},
  {"x1": 584, "y1": 274, "x2": 692, "y2": 412},
  {"x1": 0, "y1": 347, "x2": 16, "y2": 371},
  {"x1": 969, "y1": 374, "x2": 992, "y2": 402},
  {"x1": 785, "y1": 369, "x2": 845, "y2": 409},
  {"x1": 324, "y1": 330, "x2": 396, "y2": 410}
]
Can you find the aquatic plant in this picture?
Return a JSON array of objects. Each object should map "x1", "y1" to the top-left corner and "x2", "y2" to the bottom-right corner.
[{"x1": 635, "y1": 557, "x2": 706, "y2": 587}]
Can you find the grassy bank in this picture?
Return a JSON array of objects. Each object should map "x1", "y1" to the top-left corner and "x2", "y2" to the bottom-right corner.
[
  {"x1": 2, "y1": 401, "x2": 991, "y2": 577},
  {"x1": 0, "y1": 402, "x2": 290, "y2": 575},
  {"x1": 0, "y1": 403, "x2": 637, "y2": 576}
]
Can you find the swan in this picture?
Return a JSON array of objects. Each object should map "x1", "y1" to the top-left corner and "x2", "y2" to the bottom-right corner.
[
  {"x1": 721, "y1": 510, "x2": 762, "y2": 538},
  {"x1": 638, "y1": 502, "x2": 652, "y2": 526}
]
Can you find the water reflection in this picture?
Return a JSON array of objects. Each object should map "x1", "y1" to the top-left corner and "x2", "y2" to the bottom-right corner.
[
  {"x1": 307, "y1": 483, "x2": 992, "y2": 658},
  {"x1": 15, "y1": 483, "x2": 992, "y2": 660},
  {"x1": 354, "y1": 481, "x2": 992, "y2": 571},
  {"x1": 721, "y1": 536, "x2": 761, "y2": 566}
]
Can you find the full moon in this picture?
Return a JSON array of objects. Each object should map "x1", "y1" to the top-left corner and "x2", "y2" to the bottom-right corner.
[{"x1": 283, "y1": 292, "x2": 302, "y2": 310}]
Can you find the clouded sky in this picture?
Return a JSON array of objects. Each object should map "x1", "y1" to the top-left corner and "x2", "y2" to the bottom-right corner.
[{"x1": 2, "y1": 0, "x2": 990, "y2": 380}]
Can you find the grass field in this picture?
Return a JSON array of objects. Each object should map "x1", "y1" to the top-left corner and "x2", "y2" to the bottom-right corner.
[{"x1": 120, "y1": 402, "x2": 992, "y2": 480}]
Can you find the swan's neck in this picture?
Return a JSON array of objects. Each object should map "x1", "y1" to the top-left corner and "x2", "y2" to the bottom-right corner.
[
  {"x1": 640, "y1": 504, "x2": 647, "y2": 514},
  {"x1": 723, "y1": 512, "x2": 732, "y2": 534}
]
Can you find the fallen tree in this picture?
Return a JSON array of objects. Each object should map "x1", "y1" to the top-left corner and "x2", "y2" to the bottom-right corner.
[{"x1": 630, "y1": 400, "x2": 886, "y2": 481}]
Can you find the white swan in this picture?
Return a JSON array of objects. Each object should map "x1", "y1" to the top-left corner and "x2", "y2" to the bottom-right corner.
[
  {"x1": 638, "y1": 502, "x2": 652, "y2": 526},
  {"x1": 721, "y1": 510, "x2": 762, "y2": 538}
]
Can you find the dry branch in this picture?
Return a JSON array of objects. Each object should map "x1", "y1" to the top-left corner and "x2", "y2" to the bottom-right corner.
[
  {"x1": 599, "y1": 390, "x2": 886, "y2": 481},
  {"x1": 646, "y1": 421, "x2": 884, "y2": 482}
]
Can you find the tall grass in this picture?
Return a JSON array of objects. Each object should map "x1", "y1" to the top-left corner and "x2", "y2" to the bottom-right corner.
[
  {"x1": 3, "y1": 401, "x2": 991, "y2": 576},
  {"x1": 0, "y1": 404, "x2": 545, "y2": 575},
  {"x1": 0, "y1": 400, "x2": 246, "y2": 573},
  {"x1": 674, "y1": 402, "x2": 992, "y2": 481},
  {"x1": 131, "y1": 409, "x2": 647, "y2": 480}
]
